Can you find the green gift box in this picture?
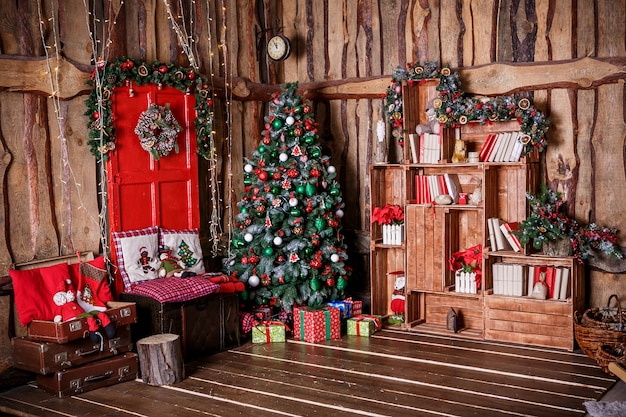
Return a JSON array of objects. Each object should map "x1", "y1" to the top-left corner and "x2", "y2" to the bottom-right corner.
[
  {"x1": 347, "y1": 315, "x2": 382, "y2": 337},
  {"x1": 251, "y1": 321, "x2": 286, "y2": 343}
]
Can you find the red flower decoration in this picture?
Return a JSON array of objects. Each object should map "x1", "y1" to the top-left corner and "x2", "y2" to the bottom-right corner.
[{"x1": 371, "y1": 204, "x2": 404, "y2": 225}]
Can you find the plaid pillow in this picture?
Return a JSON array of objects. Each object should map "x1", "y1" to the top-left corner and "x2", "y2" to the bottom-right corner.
[
  {"x1": 112, "y1": 226, "x2": 160, "y2": 292},
  {"x1": 128, "y1": 276, "x2": 219, "y2": 303}
]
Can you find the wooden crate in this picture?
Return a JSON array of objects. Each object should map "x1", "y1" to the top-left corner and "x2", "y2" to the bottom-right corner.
[
  {"x1": 401, "y1": 80, "x2": 440, "y2": 163},
  {"x1": 483, "y1": 255, "x2": 583, "y2": 351},
  {"x1": 407, "y1": 292, "x2": 484, "y2": 338},
  {"x1": 369, "y1": 247, "x2": 405, "y2": 317}
]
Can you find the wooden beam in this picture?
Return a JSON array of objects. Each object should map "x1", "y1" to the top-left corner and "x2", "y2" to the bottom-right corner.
[{"x1": 0, "y1": 54, "x2": 624, "y2": 101}]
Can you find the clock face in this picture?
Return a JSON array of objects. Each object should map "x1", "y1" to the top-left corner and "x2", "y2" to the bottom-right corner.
[{"x1": 267, "y1": 34, "x2": 291, "y2": 61}]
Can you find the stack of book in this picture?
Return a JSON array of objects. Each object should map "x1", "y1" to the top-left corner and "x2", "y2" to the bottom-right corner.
[
  {"x1": 491, "y1": 263, "x2": 571, "y2": 300},
  {"x1": 414, "y1": 173, "x2": 461, "y2": 204},
  {"x1": 478, "y1": 131, "x2": 527, "y2": 162},
  {"x1": 487, "y1": 218, "x2": 522, "y2": 252},
  {"x1": 492, "y1": 263, "x2": 527, "y2": 296},
  {"x1": 408, "y1": 133, "x2": 441, "y2": 164}
]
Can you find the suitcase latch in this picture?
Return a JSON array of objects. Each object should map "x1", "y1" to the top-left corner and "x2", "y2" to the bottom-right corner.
[
  {"x1": 108, "y1": 337, "x2": 121, "y2": 354},
  {"x1": 69, "y1": 320, "x2": 83, "y2": 332},
  {"x1": 70, "y1": 378, "x2": 83, "y2": 390},
  {"x1": 54, "y1": 352, "x2": 68, "y2": 365},
  {"x1": 118, "y1": 365, "x2": 131, "y2": 379},
  {"x1": 120, "y1": 307, "x2": 132, "y2": 318}
]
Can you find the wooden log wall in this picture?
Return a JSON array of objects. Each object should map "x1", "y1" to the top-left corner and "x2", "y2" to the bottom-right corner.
[{"x1": 0, "y1": 0, "x2": 624, "y2": 356}]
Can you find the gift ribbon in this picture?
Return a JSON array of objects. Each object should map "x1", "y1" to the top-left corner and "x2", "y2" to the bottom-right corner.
[
  {"x1": 298, "y1": 307, "x2": 333, "y2": 341},
  {"x1": 254, "y1": 320, "x2": 284, "y2": 343}
]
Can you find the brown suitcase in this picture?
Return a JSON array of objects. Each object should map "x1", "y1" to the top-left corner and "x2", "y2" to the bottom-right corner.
[
  {"x1": 27, "y1": 301, "x2": 137, "y2": 344},
  {"x1": 36, "y1": 352, "x2": 138, "y2": 398},
  {"x1": 13, "y1": 325, "x2": 133, "y2": 375}
]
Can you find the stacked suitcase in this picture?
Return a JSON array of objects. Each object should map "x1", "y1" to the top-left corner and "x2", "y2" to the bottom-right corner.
[{"x1": 12, "y1": 301, "x2": 139, "y2": 398}]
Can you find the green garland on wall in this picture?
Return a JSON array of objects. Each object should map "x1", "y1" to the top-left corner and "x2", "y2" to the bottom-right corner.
[
  {"x1": 383, "y1": 61, "x2": 550, "y2": 156},
  {"x1": 84, "y1": 57, "x2": 214, "y2": 161}
]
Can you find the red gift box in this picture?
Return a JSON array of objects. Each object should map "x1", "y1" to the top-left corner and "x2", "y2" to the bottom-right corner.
[
  {"x1": 345, "y1": 297, "x2": 363, "y2": 316},
  {"x1": 293, "y1": 306, "x2": 341, "y2": 343}
]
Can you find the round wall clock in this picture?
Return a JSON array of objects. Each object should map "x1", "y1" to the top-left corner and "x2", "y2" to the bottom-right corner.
[{"x1": 267, "y1": 34, "x2": 291, "y2": 62}]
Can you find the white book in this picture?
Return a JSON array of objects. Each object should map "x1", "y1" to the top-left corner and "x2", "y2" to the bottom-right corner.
[
  {"x1": 443, "y1": 173, "x2": 459, "y2": 203},
  {"x1": 527, "y1": 265, "x2": 535, "y2": 297},
  {"x1": 427, "y1": 175, "x2": 440, "y2": 200},
  {"x1": 492, "y1": 263, "x2": 501, "y2": 295},
  {"x1": 491, "y1": 218, "x2": 510, "y2": 251},
  {"x1": 502, "y1": 132, "x2": 518, "y2": 162},
  {"x1": 511, "y1": 133, "x2": 526, "y2": 162},
  {"x1": 495, "y1": 132, "x2": 512, "y2": 162},
  {"x1": 559, "y1": 268, "x2": 570, "y2": 300},
  {"x1": 500, "y1": 222, "x2": 521, "y2": 252},
  {"x1": 487, "y1": 218, "x2": 498, "y2": 251},
  {"x1": 506, "y1": 264, "x2": 514, "y2": 296},
  {"x1": 552, "y1": 267, "x2": 563, "y2": 300},
  {"x1": 488, "y1": 133, "x2": 505, "y2": 162},
  {"x1": 512, "y1": 264, "x2": 522, "y2": 296},
  {"x1": 409, "y1": 134, "x2": 419, "y2": 164}
]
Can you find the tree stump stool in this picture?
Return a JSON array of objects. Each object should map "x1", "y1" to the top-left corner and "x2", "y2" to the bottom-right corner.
[{"x1": 136, "y1": 333, "x2": 184, "y2": 386}]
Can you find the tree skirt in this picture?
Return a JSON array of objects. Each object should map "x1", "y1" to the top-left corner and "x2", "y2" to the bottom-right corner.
[{"x1": 585, "y1": 401, "x2": 626, "y2": 417}]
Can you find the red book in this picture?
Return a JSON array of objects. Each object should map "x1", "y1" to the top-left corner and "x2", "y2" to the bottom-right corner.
[
  {"x1": 438, "y1": 175, "x2": 449, "y2": 195},
  {"x1": 479, "y1": 134, "x2": 495, "y2": 162},
  {"x1": 500, "y1": 222, "x2": 522, "y2": 252},
  {"x1": 544, "y1": 267, "x2": 556, "y2": 299},
  {"x1": 415, "y1": 175, "x2": 422, "y2": 203}
]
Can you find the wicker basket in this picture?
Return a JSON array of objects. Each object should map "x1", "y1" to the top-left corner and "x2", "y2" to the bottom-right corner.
[
  {"x1": 595, "y1": 343, "x2": 626, "y2": 374},
  {"x1": 581, "y1": 294, "x2": 626, "y2": 331},
  {"x1": 574, "y1": 310, "x2": 626, "y2": 359}
]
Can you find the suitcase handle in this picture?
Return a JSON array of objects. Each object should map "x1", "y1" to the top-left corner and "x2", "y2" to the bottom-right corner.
[
  {"x1": 84, "y1": 370, "x2": 113, "y2": 383},
  {"x1": 76, "y1": 347, "x2": 100, "y2": 357}
]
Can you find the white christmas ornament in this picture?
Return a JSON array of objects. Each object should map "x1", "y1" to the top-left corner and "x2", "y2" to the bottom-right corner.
[
  {"x1": 327, "y1": 165, "x2": 336, "y2": 174},
  {"x1": 286, "y1": 116, "x2": 295, "y2": 126},
  {"x1": 331, "y1": 254, "x2": 340, "y2": 262},
  {"x1": 244, "y1": 164, "x2": 253, "y2": 173},
  {"x1": 289, "y1": 197, "x2": 298, "y2": 207},
  {"x1": 336, "y1": 209, "x2": 344, "y2": 218},
  {"x1": 244, "y1": 233, "x2": 253, "y2": 242},
  {"x1": 279, "y1": 153, "x2": 288, "y2": 162},
  {"x1": 273, "y1": 236, "x2": 283, "y2": 246},
  {"x1": 248, "y1": 275, "x2": 260, "y2": 287}
]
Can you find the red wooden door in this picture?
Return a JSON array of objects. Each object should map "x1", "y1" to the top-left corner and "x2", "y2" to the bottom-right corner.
[{"x1": 107, "y1": 85, "x2": 199, "y2": 294}]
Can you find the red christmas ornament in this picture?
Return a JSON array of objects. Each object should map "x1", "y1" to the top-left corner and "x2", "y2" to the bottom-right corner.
[
  {"x1": 326, "y1": 278, "x2": 335, "y2": 287},
  {"x1": 93, "y1": 111, "x2": 100, "y2": 120},
  {"x1": 310, "y1": 168, "x2": 320, "y2": 177},
  {"x1": 272, "y1": 172, "x2": 282, "y2": 180},
  {"x1": 159, "y1": 65, "x2": 168, "y2": 73},
  {"x1": 262, "y1": 137, "x2": 271, "y2": 145},
  {"x1": 278, "y1": 276, "x2": 285, "y2": 284},
  {"x1": 248, "y1": 255, "x2": 260, "y2": 265},
  {"x1": 310, "y1": 259, "x2": 322, "y2": 269},
  {"x1": 188, "y1": 72, "x2": 195, "y2": 80},
  {"x1": 293, "y1": 127, "x2": 303, "y2": 136},
  {"x1": 207, "y1": 98, "x2": 213, "y2": 107},
  {"x1": 258, "y1": 171, "x2": 268, "y2": 181},
  {"x1": 287, "y1": 169, "x2": 299, "y2": 178},
  {"x1": 303, "y1": 105, "x2": 311, "y2": 113}
]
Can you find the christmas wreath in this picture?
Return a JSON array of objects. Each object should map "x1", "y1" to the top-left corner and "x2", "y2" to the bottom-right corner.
[
  {"x1": 134, "y1": 103, "x2": 182, "y2": 159},
  {"x1": 85, "y1": 57, "x2": 214, "y2": 161},
  {"x1": 382, "y1": 61, "x2": 550, "y2": 156}
]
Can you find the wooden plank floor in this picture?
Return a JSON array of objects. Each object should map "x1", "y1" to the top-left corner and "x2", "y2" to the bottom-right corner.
[{"x1": 0, "y1": 329, "x2": 616, "y2": 417}]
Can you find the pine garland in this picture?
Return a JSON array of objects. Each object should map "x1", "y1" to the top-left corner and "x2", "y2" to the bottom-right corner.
[
  {"x1": 382, "y1": 61, "x2": 550, "y2": 156},
  {"x1": 85, "y1": 57, "x2": 214, "y2": 161}
]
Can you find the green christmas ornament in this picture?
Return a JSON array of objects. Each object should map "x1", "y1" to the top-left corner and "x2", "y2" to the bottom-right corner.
[
  {"x1": 240, "y1": 289, "x2": 248, "y2": 301},
  {"x1": 272, "y1": 119, "x2": 283, "y2": 130},
  {"x1": 270, "y1": 151, "x2": 278, "y2": 159},
  {"x1": 240, "y1": 206, "x2": 249, "y2": 213},
  {"x1": 290, "y1": 208, "x2": 301, "y2": 217},
  {"x1": 336, "y1": 277, "x2": 347, "y2": 290},
  {"x1": 232, "y1": 238, "x2": 244, "y2": 248},
  {"x1": 305, "y1": 183, "x2": 316, "y2": 196},
  {"x1": 258, "y1": 145, "x2": 266, "y2": 154},
  {"x1": 305, "y1": 247, "x2": 314, "y2": 255},
  {"x1": 271, "y1": 186, "x2": 279, "y2": 194},
  {"x1": 330, "y1": 187, "x2": 340, "y2": 196},
  {"x1": 309, "y1": 278, "x2": 321, "y2": 291},
  {"x1": 325, "y1": 201, "x2": 332, "y2": 209},
  {"x1": 314, "y1": 217, "x2": 325, "y2": 231},
  {"x1": 296, "y1": 184, "x2": 306, "y2": 194},
  {"x1": 263, "y1": 247, "x2": 275, "y2": 256},
  {"x1": 311, "y1": 147, "x2": 321, "y2": 158},
  {"x1": 304, "y1": 136, "x2": 314, "y2": 145}
]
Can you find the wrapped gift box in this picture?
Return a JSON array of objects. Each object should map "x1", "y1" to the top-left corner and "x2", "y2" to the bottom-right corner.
[
  {"x1": 251, "y1": 321, "x2": 286, "y2": 344},
  {"x1": 293, "y1": 306, "x2": 341, "y2": 343},
  {"x1": 324, "y1": 300, "x2": 352, "y2": 319},
  {"x1": 345, "y1": 297, "x2": 362, "y2": 316},
  {"x1": 347, "y1": 315, "x2": 382, "y2": 337},
  {"x1": 252, "y1": 306, "x2": 274, "y2": 321}
]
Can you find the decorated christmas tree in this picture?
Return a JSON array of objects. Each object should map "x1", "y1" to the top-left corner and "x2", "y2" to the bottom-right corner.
[{"x1": 226, "y1": 82, "x2": 351, "y2": 312}]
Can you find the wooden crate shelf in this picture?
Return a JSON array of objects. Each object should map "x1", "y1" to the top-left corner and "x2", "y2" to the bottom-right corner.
[{"x1": 369, "y1": 81, "x2": 583, "y2": 351}]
